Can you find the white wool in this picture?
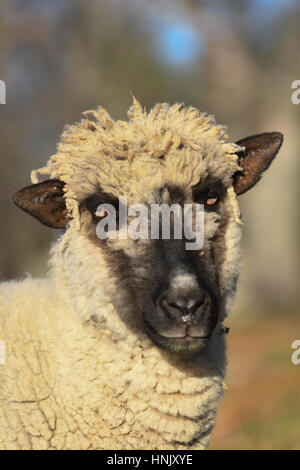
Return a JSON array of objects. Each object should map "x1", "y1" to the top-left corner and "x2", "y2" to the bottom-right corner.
[{"x1": 0, "y1": 100, "x2": 246, "y2": 450}]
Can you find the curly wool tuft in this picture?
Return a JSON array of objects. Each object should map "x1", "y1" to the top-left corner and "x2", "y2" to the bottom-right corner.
[{"x1": 31, "y1": 98, "x2": 242, "y2": 227}]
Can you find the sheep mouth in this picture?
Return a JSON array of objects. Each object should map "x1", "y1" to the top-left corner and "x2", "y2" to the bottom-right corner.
[{"x1": 143, "y1": 319, "x2": 211, "y2": 354}]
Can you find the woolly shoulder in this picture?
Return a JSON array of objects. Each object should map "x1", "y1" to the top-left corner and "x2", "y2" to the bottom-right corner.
[
  {"x1": 0, "y1": 278, "x2": 55, "y2": 341},
  {"x1": 0, "y1": 278, "x2": 57, "y2": 415}
]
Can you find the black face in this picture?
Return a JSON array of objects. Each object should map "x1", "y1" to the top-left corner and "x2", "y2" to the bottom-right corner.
[
  {"x1": 141, "y1": 246, "x2": 220, "y2": 354},
  {"x1": 83, "y1": 181, "x2": 228, "y2": 354}
]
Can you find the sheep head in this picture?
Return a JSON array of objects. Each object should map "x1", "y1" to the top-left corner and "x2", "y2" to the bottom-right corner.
[{"x1": 13, "y1": 99, "x2": 283, "y2": 353}]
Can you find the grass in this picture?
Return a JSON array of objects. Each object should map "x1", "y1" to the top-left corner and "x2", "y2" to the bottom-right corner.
[{"x1": 210, "y1": 309, "x2": 300, "y2": 450}]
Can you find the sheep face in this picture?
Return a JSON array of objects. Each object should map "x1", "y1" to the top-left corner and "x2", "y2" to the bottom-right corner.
[
  {"x1": 79, "y1": 178, "x2": 232, "y2": 354},
  {"x1": 13, "y1": 102, "x2": 283, "y2": 354},
  {"x1": 126, "y1": 186, "x2": 229, "y2": 354}
]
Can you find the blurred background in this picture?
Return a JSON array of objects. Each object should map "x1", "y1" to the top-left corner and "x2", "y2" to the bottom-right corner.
[{"x1": 0, "y1": 0, "x2": 299, "y2": 449}]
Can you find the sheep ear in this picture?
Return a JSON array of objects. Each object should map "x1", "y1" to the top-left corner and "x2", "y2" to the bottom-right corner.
[
  {"x1": 233, "y1": 132, "x2": 283, "y2": 195},
  {"x1": 13, "y1": 179, "x2": 69, "y2": 228}
]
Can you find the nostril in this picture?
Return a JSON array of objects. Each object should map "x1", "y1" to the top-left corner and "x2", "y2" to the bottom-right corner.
[
  {"x1": 159, "y1": 292, "x2": 208, "y2": 320},
  {"x1": 159, "y1": 297, "x2": 183, "y2": 318},
  {"x1": 191, "y1": 295, "x2": 208, "y2": 315}
]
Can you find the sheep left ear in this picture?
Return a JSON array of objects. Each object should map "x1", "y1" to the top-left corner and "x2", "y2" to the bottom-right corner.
[
  {"x1": 13, "y1": 179, "x2": 69, "y2": 228},
  {"x1": 233, "y1": 132, "x2": 283, "y2": 195}
]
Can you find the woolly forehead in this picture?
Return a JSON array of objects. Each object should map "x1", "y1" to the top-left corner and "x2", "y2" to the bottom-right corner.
[{"x1": 31, "y1": 101, "x2": 241, "y2": 204}]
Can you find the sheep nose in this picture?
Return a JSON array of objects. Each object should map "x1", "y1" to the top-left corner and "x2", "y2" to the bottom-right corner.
[{"x1": 159, "y1": 291, "x2": 208, "y2": 322}]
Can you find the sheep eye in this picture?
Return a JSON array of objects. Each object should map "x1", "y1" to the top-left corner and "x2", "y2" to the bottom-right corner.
[
  {"x1": 192, "y1": 180, "x2": 223, "y2": 209},
  {"x1": 206, "y1": 196, "x2": 218, "y2": 206},
  {"x1": 95, "y1": 207, "x2": 109, "y2": 219},
  {"x1": 85, "y1": 193, "x2": 119, "y2": 219}
]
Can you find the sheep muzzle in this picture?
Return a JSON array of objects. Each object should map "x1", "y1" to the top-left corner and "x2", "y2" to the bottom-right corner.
[{"x1": 142, "y1": 278, "x2": 219, "y2": 354}]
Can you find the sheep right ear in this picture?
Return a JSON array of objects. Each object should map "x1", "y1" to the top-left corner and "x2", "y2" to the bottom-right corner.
[
  {"x1": 233, "y1": 132, "x2": 283, "y2": 195},
  {"x1": 13, "y1": 179, "x2": 70, "y2": 228}
]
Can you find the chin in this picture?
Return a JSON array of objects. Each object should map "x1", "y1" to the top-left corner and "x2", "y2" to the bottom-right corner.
[{"x1": 143, "y1": 320, "x2": 210, "y2": 354}]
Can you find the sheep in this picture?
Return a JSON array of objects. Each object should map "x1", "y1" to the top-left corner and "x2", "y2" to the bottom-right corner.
[{"x1": 0, "y1": 98, "x2": 283, "y2": 450}]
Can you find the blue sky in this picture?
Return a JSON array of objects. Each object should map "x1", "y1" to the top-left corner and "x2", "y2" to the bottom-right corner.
[
  {"x1": 154, "y1": 0, "x2": 295, "y2": 65},
  {"x1": 4, "y1": 0, "x2": 296, "y2": 66},
  {"x1": 155, "y1": 23, "x2": 203, "y2": 65}
]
